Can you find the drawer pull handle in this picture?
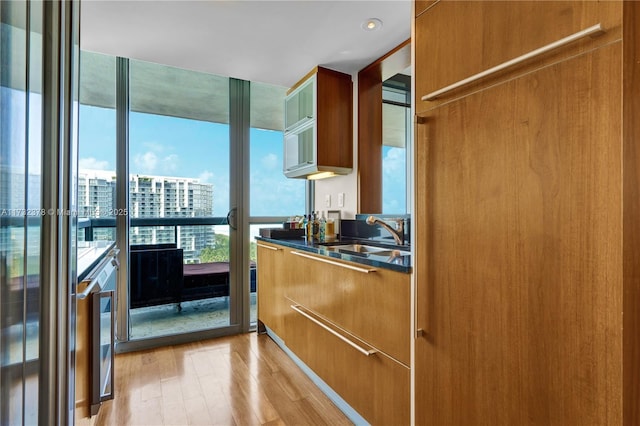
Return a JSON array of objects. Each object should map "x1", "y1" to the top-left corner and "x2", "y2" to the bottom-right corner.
[
  {"x1": 421, "y1": 23, "x2": 605, "y2": 101},
  {"x1": 291, "y1": 305, "x2": 377, "y2": 356},
  {"x1": 257, "y1": 243, "x2": 282, "y2": 251},
  {"x1": 290, "y1": 250, "x2": 377, "y2": 273}
]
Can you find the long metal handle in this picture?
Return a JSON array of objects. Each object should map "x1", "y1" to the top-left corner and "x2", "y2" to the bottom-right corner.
[
  {"x1": 291, "y1": 305, "x2": 377, "y2": 356},
  {"x1": 422, "y1": 23, "x2": 605, "y2": 101},
  {"x1": 290, "y1": 250, "x2": 377, "y2": 273},
  {"x1": 257, "y1": 243, "x2": 282, "y2": 251},
  {"x1": 414, "y1": 114, "x2": 430, "y2": 339}
]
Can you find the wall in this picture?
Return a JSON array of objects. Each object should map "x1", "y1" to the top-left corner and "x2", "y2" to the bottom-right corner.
[{"x1": 314, "y1": 72, "x2": 359, "y2": 219}]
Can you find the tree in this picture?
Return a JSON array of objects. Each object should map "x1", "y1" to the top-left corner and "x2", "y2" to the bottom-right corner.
[
  {"x1": 199, "y1": 233, "x2": 230, "y2": 262},
  {"x1": 199, "y1": 234, "x2": 258, "y2": 263}
]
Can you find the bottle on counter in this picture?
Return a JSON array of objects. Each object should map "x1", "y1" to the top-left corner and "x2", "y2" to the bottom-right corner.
[
  {"x1": 302, "y1": 214, "x2": 309, "y2": 238},
  {"x1": 319, "y1": 211, "x2": 326, "y2": 241},
  {"x1": 306, "y1": 214, "x2": 313, "y2": 240},
  {"x1": 312, "y1": 211, "x2": 320, "y2": 240}
]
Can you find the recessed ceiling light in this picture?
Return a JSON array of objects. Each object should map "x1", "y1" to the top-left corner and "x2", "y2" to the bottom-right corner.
[{"x1": 361, "y1": 18, "x2": 382, "y2": 32}]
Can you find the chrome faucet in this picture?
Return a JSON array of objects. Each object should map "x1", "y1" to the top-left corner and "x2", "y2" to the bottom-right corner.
[{"x1": 366, "y1": 216, "x2": 404, "y2": 245}]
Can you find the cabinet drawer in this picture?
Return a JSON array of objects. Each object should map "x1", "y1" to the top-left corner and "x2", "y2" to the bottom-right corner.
[
  {"x1": 285, "y1": 304, "x2": 410, "y2": 426},
  {"x1": 285, "y1": 250, "x2": 410, "y2": 366},
  {"x1": 257, "y1": 242, "x2": 287, "y2": 339},
  {"x1": 415, "y1": 1, "x2": 621, "y2": 111}
]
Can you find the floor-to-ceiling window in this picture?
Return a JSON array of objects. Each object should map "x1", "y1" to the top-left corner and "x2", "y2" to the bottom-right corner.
[
  {"x1": 249, "y1": 82, "x2": 306, "y2": 324},
  {"x1": 127, "y1": 59, "x2": 232, "y2": 339},
  {"x1": 2, "y1": 1, "x2": 80, "y2": 423},
  {"x1": 1, "y1": 3, "x2": 43, "y2": 422},
  {"x1": 382, "y1": 73, "x2": 411, "y2": 215},
  {"x1": 77, "y1": 53, "x2": 305, "y2": 345},
  {"x1": 77, "y1": 51, "x2": 117, "y2": 257}
]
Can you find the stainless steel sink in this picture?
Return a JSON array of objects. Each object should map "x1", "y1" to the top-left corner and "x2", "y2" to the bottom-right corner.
[
  {"x1": 323, "y1": 244, "x2": 410, "y2": 258},
  {"x1": 370, "y1": 249, "x2": 411, "y2": 257},
  {"x1": 323, "y1": 244, "x2": 388, "y2": 254}
]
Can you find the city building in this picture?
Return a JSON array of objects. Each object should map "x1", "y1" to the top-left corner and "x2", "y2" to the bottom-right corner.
[{"x1": 79, "y1": 169, "x2": 215, "y2": 260}]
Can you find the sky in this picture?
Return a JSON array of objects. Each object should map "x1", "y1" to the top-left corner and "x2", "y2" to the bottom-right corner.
[
  {"x1": 78, "y1": 105, "x2": 306, "y2": 217},
  {"x1": 382, "y1": 145, "x2": 407, "y2": 214},
  {"x1": 5, "y1": 92, "x2": 407, "y2": 218}
]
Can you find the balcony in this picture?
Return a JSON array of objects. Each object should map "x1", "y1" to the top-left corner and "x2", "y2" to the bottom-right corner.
[{"x1": 79, "y1": 216, "x2": 258, "y2": 339}]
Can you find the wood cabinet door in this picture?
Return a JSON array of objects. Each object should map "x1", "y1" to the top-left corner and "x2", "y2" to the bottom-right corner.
[
  {"x1": 414, "y1": 43, "x2": 622, "y2": 426},
  {"x1": 257, "y1": 242, "x2": 286, "y2": 339},
  {"x1": 285, "y1": 303, "x2": 410, "y2": 425},
  {"x1": 315, "y1": 68, "x2": 353, "y2": 170},
  {"x1": 285, "y1": 251, "x2": 410, "y2": 365},
  {"x1": 414, "y1": 0, "x2": 621, "y2": 112}
]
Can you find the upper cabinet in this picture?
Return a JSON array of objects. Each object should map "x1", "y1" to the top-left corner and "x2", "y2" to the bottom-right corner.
[
  {"x1": 284, "y1": 76, "x2": 314, "y2": 130},
  {"x1": 414, "y1": 0, "x2": 621, "y2": 113},
  {"x1": 284, "y1": 66, "x2": 353, "y2": 179}
]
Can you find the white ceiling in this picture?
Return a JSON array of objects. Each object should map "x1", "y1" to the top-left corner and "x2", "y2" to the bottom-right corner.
[{"x1": 80, "y1": 0, "x2": 412, "y2": 88}]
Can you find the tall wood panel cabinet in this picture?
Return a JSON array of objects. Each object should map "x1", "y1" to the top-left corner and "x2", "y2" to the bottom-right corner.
[{"x1": 413, "y1": 1, "x2": 640, "y2": 425}]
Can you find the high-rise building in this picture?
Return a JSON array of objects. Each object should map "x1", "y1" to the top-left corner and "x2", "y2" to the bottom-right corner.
[
  {"x1": 78, "y1": 170, "x2": 117, "y2": 218},
  {"x1": 78, "y1": 169, "x2": 215, "y2": 261}
]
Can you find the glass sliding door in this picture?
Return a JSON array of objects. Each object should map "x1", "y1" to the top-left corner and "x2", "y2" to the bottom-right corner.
[
  {"x1": 2, "y1": 1, "x2": 79, "y2": 423},
  {"x1": 127, "y1": 59, "x2": 233, "y2": 340},
  {"x1": 78, "y1": 51, "x2": 117, "y2": 252},
  {"x1": 76, "y1": 53, "x2": 308, "y2": 345},
  {"x1": 249, "y1": 82, "x2": 305, "y2": 324},
  {"x1": 1, "y1": 2, "x2": 43, "y2": 423}
]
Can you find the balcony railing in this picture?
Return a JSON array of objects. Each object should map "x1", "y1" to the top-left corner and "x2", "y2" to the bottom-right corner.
[{"x1": 79, "y1": 216, "x2": 229, "y2": 242}]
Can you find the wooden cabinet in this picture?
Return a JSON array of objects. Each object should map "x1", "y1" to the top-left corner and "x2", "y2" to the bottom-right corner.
[
  {"x1": 283, "y1": 66, "x2": 352, "y2": 179},
  {"x1": 286, "y1": 250, "x2": 410, "y2": 365},
  {"x1": 258, "y1": 242, "x2": 411, "y2": 425},
  {"x1": 286, "y1": 303, "x2": 410, "y2": 426},
  {"x1": 256, "y1": 242, "x2": 287, "y2": 339},
  {"x1": 283, "y1": 249, "x2": 411, "y2": 425},
  {"x1": 415, "y1": 1, "x2": 621, "y2": 113},
  {"x1": 413, "y1": 2, "x2": 640, "y2": 425}
]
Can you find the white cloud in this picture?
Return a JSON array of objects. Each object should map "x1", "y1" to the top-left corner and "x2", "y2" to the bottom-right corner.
[
  {"x1": 163, "y1": 154, "x2": 179, "y2": 173},
  {"x1": 134, "y1": 151, "x2": 158, "y2": 173},
  {"x1": 383, "y1": 147, "x2": 405, "y2": 176},
  {"x1": 261, "y1": 153, "x2": 279, "y2": 170},
  {"x1": 198, "y1": 171, "x2": 214, "y2": 183},
  {"x1": 79, "y1": 157, "x2": 109, "y2": 170},
  {"x1": 133, "y1": 145, "x2": 180, "y2": 175},
  {"x1": 249, "y1": 173, "x2": 306, "y2": 216}
]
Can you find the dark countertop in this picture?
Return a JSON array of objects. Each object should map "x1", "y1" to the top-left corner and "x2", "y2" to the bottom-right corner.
[{"x1": 256, "y1": 236, "x2": 412, "y2": 274}]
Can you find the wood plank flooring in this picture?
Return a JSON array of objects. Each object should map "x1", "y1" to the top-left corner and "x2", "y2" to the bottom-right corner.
[{"x1": 91, "y1": 332, "x2": 352, "y2": 425}]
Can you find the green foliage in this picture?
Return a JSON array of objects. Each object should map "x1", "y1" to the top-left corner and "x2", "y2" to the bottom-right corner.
[
  {"x1": 198, "y1": 233, "x2": 258, "y2": 263},
  {"x1": 8, "y1": 255, "x2": 40, "y2": 278},
  {"x1": 200, "y1": 233, "x2": 230, "y2": 262},
  {"x1": 250, "y1": 241, "x2": 257, "y2": 262}
]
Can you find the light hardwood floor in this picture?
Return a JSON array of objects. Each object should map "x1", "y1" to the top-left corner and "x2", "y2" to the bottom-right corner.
[{"x1": 92, "y1": 332, "x2": 352, "y2": 425}]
